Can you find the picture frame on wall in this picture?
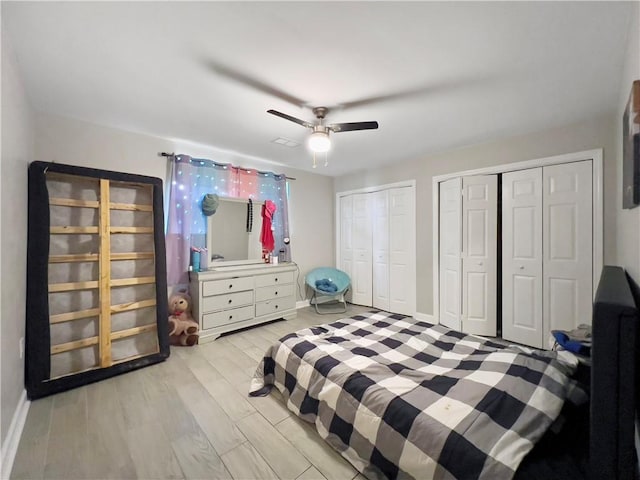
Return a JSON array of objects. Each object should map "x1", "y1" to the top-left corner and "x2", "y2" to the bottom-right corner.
[{"x1": 623, "y1": 80, "x2": 640, "y2": 209}]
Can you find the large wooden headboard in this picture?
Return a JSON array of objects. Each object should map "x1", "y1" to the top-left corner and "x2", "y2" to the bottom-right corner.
[{"x1": 591, "y1": 265, "x2": 640, "y2": 479}]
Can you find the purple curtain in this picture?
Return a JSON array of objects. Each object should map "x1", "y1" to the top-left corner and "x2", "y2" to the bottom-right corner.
[{"x1": 165, "y1": 154, "x2": 290, "y2": 286}]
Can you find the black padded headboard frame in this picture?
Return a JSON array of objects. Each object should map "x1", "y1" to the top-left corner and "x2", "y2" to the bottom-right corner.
[{"x1": 591, "y1": 265, "x2": 640, "y2": 479}]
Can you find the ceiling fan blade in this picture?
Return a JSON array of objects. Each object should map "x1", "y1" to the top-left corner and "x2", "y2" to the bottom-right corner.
[
  {"x1": 267, "y1": 110, "x2": 313, "y2": 129},
  {"x1": 207, "y1": 61, "x2": 307, "y2": 108},
  {"x1": 328, "y1": 121, "x2": 379, "y2": 133}
]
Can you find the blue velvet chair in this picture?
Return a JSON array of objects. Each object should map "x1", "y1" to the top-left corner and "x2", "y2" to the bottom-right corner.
[{"x1": 305, "y1": 267, "x2": 351, "y2": 314}]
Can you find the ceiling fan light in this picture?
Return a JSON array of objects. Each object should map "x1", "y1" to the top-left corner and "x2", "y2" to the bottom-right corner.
[{"x1": 308, "y1": 131, "x2": 331, "y2": 153}]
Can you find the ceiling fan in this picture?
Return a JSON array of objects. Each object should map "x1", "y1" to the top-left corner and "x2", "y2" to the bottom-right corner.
[{"x1": 267, "y1": 107, "x2": 378, "y2": 164}]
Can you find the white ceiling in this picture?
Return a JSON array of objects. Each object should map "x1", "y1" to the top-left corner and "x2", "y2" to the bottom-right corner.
[{"x1": 3, "y1": 2, "x2": 633, "y2": 176}]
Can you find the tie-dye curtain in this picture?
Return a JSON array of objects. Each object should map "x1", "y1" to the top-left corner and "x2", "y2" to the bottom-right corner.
[{"x1": 165, "y1": 154, "x2": 290, "y2": 286}]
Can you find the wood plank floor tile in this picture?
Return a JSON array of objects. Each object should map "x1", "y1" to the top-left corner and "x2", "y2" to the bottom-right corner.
[
  {"x1": 11, "y1": 307, "x2": 376, "y2": 480},
  {"x1": 245, "y1": 344, "x2": 269, "y2": 362},
  {"x1": 237, "y1": 412, "x2": 310, "y2": 479},
  {"x1": 221, "y1": 442, "x2": 279, "y2": 480},
  {"x1": 126, "y1": 421, "x2": 184, "y2": 479},
  {"x1": 202, "y1": 376, "x2": 256, "y2": 421},
  {"x1": 276, "y1": 417, "x2": 358, "y2": 480},
  {"x1": 10, "y1": 396, "x2": 53, "y2": 480},
  {"x1": 235, "y1": 382, "x2": 292, "y2": 425},
  {"x1": 146, "y1": 353, "x2": 200, "y2": 389},
  {"x1": 296, "y1": 466, "x2": 329, "y2": 480},
  {"x1": 177, "y1": 381, "x2": 246, "y2": 456},
  {"x1": 171, "y1": 429, "x2": 232, "y2": 480},
  {"x1": 201, "y1": 348, "x2": 253, "y2": 385},
  {"x1": 115, "y1": 368, "x2": 159, "y2": 428},
  {"x1": 83, "y1": 379, "x2": 137, "y2": 479},
  {"x1": 224, "y1": 331, "x2": 257, "y2": 351},
  {"x1": 43, "y1": 389, "x2": 89, "y2": 479}
]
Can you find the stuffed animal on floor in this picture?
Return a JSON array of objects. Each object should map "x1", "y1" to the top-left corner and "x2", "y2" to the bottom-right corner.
[{"x1": 168, "y1": 292, "x2": 199, "y2": 346}]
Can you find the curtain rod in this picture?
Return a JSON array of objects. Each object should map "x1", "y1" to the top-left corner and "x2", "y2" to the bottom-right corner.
[{"x1": 159, "y1": 152, "x2": 296, "y2": 181}]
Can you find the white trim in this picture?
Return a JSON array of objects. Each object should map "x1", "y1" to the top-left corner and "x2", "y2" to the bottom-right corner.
[
  {"x1": 432, "y1": 148, "x2": 603, "y2": 182},
  {"x1": 413, "y1": 312, "x2": 434, "y2": 323},
  {"x1": 1, "y1": 390, "x2": 30, "y2": 480},
  {"x1": 432, "y1": 178, "x2": 440, "y2": 328},
  {"x1": 432, "y1": 149, "x2": 604, "y2": 325},
  {"x1": 296, "y1": 300, "x2": 310, "y2": 309},
  {"x1": 592, "y1": 151, "x2": 604, "y2": 291},
  {"x1": 336, "y1": 179, "x2": 417, "y2": 198}
]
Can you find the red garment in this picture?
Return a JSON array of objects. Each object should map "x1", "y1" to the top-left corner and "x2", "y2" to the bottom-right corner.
[{"x1": 260, "y1": 200, "x2": 277, "y2": 251}]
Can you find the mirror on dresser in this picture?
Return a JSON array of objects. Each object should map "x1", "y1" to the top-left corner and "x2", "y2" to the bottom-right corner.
[{"x1": 206, "y1": 197, "x2": 264, "y2": 266}]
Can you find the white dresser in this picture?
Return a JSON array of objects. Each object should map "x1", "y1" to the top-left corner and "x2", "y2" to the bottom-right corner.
[{"x1": 190, "y1": 263, "x2": 297, "y2": 342}]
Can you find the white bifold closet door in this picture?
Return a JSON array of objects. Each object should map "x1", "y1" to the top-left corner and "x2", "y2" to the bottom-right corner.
[
  {"x1": 439, "y1": 176, "x2": 497, "y2": 333},
  {"x1": 439, "y1": 178, "x2": 462, "y2": 330},
  {"x1": 340, "y1": 186, "x2": 416, "y2": 315},
  {"x1": 340, "y1": 194, "x2": 354, "y2": 286},
  {"x1": 502, "y1": 168, "x2": 544, "y2": 348},
  {"x1": 542, "y1": 161, "x2": 593, "y2": 341},
  {"x1": 372, "y1": 191, "x2": 390, "y2": 310},
  {"x1": 388, "y1": 187, "x2": 416, "y2": 314},
  {"x1": 350, "y1": 193, "x2": 373, "y2": 306},
  {"x1": 462, "y1": 175, "x2": 498, "y2": 336},
  {"x1": 502, "y1": 161, "x2": 592, "y2": 348}
]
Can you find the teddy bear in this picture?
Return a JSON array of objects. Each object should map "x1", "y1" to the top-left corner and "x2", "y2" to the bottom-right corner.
[{"x1": 168, "y1": 292, "x2": 199, "y2": 346}]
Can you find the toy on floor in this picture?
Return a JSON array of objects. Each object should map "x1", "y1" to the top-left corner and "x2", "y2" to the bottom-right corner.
[{"x1": 168, "y1": 292, "x2": 199, "y2": 346}]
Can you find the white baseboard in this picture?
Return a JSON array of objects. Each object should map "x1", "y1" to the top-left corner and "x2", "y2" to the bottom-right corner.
[
  {"x1": 1, "y1": 389, "x2": 30, "y2": 479},
  {"x1": 413, "y1": 312, "x2": 435, "y2": 323},
  {"x1": 296, "y1": 300, "x2": 310, "y2": 309}
]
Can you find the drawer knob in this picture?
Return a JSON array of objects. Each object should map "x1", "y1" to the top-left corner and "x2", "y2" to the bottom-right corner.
[
  {"x1": 275, "y1": 291, "x2": 278, "y2": 295},
  {"x1": 275, "y1": 278, "x2": 278, "y2": 282},
  {"x1": 228, "y1": 299, "x2": 233, "y2": 304},
  {"x1": 228, "y1": 284, "x2": 233, "y2": 289},
  {"x1": 275, "y1": 305, "x2": 279, "y2": 309},
  {"x1": 229, "y1": 315, "x2": 233, "y2": 320}
]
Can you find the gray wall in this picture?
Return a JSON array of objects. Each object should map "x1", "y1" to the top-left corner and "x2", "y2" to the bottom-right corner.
[
  {"x1": 334, "y1": 114, "x2": 617, "y2": 316},
  {"x1": 34, "y1": 112, "x2": 335, "y2": 300},
  {"x1": 614, "y1": 1, "x2": 640, "y2": 281},
  {"x1": 1, "y1": 31, "x2": 34, "y2": 445}
]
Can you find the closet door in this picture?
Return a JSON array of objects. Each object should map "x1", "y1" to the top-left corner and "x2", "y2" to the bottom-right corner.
[
  {"x1": 351, "y1": 193, "x2": 373, "y2": 306},
  {"x1": 372, "y1": 190, "x2": 390, "y2": 310},
  {"x1": 462, "y1": 175, "x2": 497, "y2": 336},
  {"x1": 439, "y1": 178, "x2": 462, "y2": 330},
  {"x1": 502, "y1": 168, "x2": 543, "y2": 348},
  {"x1": 389, "y1": 187, "x2": 416, "y2": 315},
  {"x1": 543, "y1": 161, "x2": 592, "y2": 339},
  {"x1": 340, "y1": 195, "x2": 354, "y2": 284}
]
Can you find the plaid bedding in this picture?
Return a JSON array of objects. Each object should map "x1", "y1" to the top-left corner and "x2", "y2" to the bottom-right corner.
[{"x1": 250, "y1": 311, "x2": 578, "y2": 480}]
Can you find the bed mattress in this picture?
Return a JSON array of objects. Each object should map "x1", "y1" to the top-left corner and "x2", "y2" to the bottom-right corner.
[{"x1": 250, "y1": 310, "x2": 579, "y2": 480}]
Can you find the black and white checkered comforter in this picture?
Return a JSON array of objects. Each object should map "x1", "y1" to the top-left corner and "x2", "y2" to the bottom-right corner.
[{"x1": 250, "y1": 311, "x2": 578, "y2": 480}]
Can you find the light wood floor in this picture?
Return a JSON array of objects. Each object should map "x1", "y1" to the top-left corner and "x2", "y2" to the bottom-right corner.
[{"x1": 11, "y1": 305, "x2": 373, "y2": 480}]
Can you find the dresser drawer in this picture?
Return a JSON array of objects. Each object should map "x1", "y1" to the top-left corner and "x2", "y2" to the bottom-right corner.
[
  {"x1": 255, "y1": 296, "x2": 295, "y2": 317},
  {"x1": 255, "y1": 284, "x2": 294, "y2": 302},
  {"x1": 255, "y1": 271, "x2": 294, "y2": 288},
  {"x1": 201, "y1": 290, "x2": 254, "y2": 312},
  {"x1": 202, "y1": 276, "x2": 254, "y2": 296},
  {"x1": 202, "y1": 305, "x2": 254, "y2": 330}
]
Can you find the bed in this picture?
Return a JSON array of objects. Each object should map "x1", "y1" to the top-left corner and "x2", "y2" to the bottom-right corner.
[{"x1": 250, "y1": 266, "x2": 639, "y2": 479}]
